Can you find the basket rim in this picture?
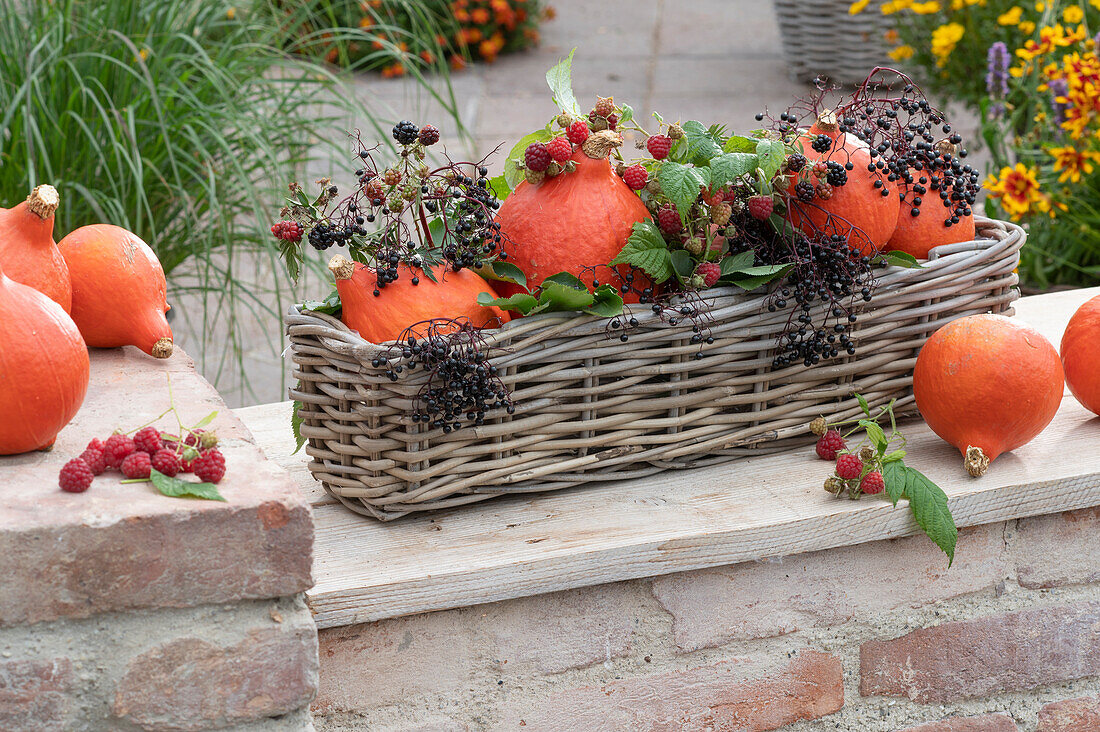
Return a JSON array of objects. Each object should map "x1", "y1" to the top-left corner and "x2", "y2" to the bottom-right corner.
[{"x1": 286, "y1": 216, "x2": 1024, "y2": 357}]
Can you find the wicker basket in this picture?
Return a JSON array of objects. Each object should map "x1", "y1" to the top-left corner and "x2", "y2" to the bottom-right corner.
[
  {"x1": 772, "y1": 0, "x2": 893, "y2": 85},
  {"x1": 288, "y1": 218, "x2": 1023, "y2": 520}
]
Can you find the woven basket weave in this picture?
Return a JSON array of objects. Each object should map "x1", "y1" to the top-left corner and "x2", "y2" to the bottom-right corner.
[
  {"x1": 288, "y1": 218, "x2": 1023, "y2": 520},
  {"x1": 772, "y1": 0, "x2": 893, "y2": 85}
]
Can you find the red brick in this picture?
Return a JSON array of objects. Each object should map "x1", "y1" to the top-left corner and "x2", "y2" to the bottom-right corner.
[
  {"x1": 1036, "y1": 696, "x2": 1100, "y2": 731},
  {"x1": 1015, "y1": 508, "x2": 1100, "y2": 589},
  {"x1": 501, "y1": 649, "x2": 843, "y2": 731},
  {"x1": 652, "y1": 523, "x2": 1006, "y2": 651},
  {"x1": 112, "y1": 626, "x2": 317, "y2": 731},
  {"x1": 899, "y1": 713, "x2": 1019, "y2": 732},
  {"x1": 0, "y1": 658, "x2": 73, "y2": 732},
  {"x1": 0, "y1": 349, "x2": 313, "y2": 627},
  {"x1": 860, "y1": 602, "x2": 1100, "y2": 703}
]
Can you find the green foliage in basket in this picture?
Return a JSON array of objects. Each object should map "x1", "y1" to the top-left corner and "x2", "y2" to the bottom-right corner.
[{"x1": 0, "y1": 0, "x2": 461, "y2": 400}]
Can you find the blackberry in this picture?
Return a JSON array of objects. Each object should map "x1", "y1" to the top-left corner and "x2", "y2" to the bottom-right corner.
[
  {"x1": 786, "y1": 153, "x2": 807, "y2": 173},
  {"x1": 795, "y1": 181, "x2": 815, "y2": 202},
  {"x1": 392, "y1": 120, "x2": 419, "y2": 146},
  {"x1": 811, "y1": 134, "x2": 832, "y2": 153},
  {"x1": 417, "y1": 124, "x2": 440, "y2": 146},
  {"x1": 824, "y1": 161, "x2": 848, "y2": 188}
]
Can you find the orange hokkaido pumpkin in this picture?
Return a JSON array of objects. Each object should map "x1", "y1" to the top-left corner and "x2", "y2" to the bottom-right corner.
[
  {"x1": 0, "y1": 185, "x2": 72, "y2": 313},
  {"x1": 887, "y1": 142, "x2": 976, "y2": 258},
  {"x1": 914, "y1": 314, "x2": 1064, "y2": 476},
  {"x1": 1060, "y1": 294, "x2": 1100, "y2": 416},
  {"x1": 495, "y1": 146, "x2": 652, "y2": 299},
  {"x1": 787, "y1": 112, "x2": 899, "y2": 256},
  {"x1": 0, "y1": 260, "x2": 89, "y2": 454},
  {"x1": 328, "y1": 255, "x2": 509, "y2": 344},
  {"x1": 57, "y1": 225, "x2": 173, "y2": 358}
]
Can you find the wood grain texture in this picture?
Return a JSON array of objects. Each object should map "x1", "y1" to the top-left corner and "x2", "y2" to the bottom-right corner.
[{"x1": 236, "y1": 287, "x2": 1100, "y2": 630}]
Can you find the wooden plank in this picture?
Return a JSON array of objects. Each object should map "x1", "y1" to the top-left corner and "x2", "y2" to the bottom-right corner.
[{"x1": 236, "y1": 287, "x2": 1100, "y2": 629}]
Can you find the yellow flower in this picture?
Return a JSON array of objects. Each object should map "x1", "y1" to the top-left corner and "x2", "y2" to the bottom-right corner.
[
  {"x1": 849, "y1": 0, "x2": 872, "y2": 14},
  {"x1": 911, "y1": 1, "x2": 941, "y2": 12},
  {"x1": 984, "y1": 164, "x2": 1050, "y2": 219},
  {"x1": 1019, "y1": 20, "x2": 1037, "y2": 33},
  {"x1": 998, "y1": 6, "x2": 1023, "y2": 24},
  {"x1": 889, "y1": 44, "x2": 916, "y2": 60},
  {"x1": 1035, "y1": 0, "x2": 1045, "y2": 9},
  {"x1": 931, "y1": 22, "x2": 965, "y2": 66},
  {"x1": 881, "y1": 0, "x2": 913, "y2": 13},
  {"x1": 1048, "y1": 146, "x2": 1100, "y2": 182},
  {"x1": 226, "y1": 7, "x2": 236, "y2": 20},
  {"x1": 1063, "y1": 4, "x2": 1084, "y2": 22}
]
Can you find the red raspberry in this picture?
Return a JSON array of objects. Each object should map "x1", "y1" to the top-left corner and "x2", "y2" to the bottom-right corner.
[
  {"x1": 183, "y1": 429, "x2": 206, "y2": 448},
  {"x1": 103, "y1": 434, "x2": 136, "y2": 469},
  {"x1": 695, "y1": 262, "x2": 721, "y2": 288},
  {"x1": 524, "y1": 142, "x2": 551, "y2": 173},
  {"x1": 622, "y1": 164, "x2": 648, "y2": 191},
  {"x1": 646, "y1": 134, "x2": 672, "y2": 160},
  {"x1": 270, "y1": 221, "x2": 302, "y2": 243},
  {"x1": 417, "y1": 124, "x2": 440, "y2": 146},
  {"x1": 606, "y1": 113, "x2": 618, "y2": 130},
  {"x1": 566, "y1": 120, "x2": 590, "y2": 145},
  {"x1": 120, "y1": 451, "x2": 152, "y2": 480},
  {"x1": 860, "y1": 471, "x2": 885, "y2": 495},
  {"x1": 816, "y1": 182, "x2": 834, "y2": 200},
  {"x1": 835, "y1": 453, "x2": 864, "y2": 480},
  {"x1": 79, "y1": 447, "x2": 107, "y2": 476},
  {"x1": 546, "y1": 136, "x2": 572, "y2": 163},
  {"x1": 192, "y1": 449, "x2": 226, "y2": 484},
  {"x1": 133, "y1": 426, "x2": 163, "y2": 455},
  {"x1": 747, "y1": 196, "x2": 774, "y2": 220},
  {"x1": 815, "y1": 430, "x2": 846, "y2": 461},
  {"x1": 59, "y1": 459, "x2": 94, "y2": 493},
  {"x1": 657, "y1": 205, "x2": 682, "y2": 235},
  {"x1": 86, "y1": 437, "x2": 105, "y2": 452},
  {"x1": 150, "y1": 449, "x2": 181, "y2": 477}
]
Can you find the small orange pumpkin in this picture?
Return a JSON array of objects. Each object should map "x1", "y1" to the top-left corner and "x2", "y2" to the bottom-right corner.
[
  {"x1": 0, "y1": 261, "x2": 89, "y2": 455},
  {"x1": 328, "y1": 255, "x2": 509, "y2": 344},
  {"x1": 0, "y1": 185, "x2": 72, "y2": 312},
  {"x1": 887, "y1": 142, "x2": 976, "y2": 258},
  {"x1": 1060, "y1": 294, "x2": 1100, "y2": 416},
  {"x1": 914, "y1": 314, "x2": 1064, "y2": 476},
  {"x1": 57, "y1": 224, "x2": 173, "y2": 358}
]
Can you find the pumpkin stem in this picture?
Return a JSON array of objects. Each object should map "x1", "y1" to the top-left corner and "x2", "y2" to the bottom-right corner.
[
  {"x1": 328, "y1": 254, "x2": 355, "y2": 280},
  {"x1": 934, "y1": 138, "x2": 958, "y2": 157},
  {"x1": 151, "y1": 338, "x2": 173, "y2": 359},
  {"x1": 581, "y1": 129, "x2": 623, "y2": 160},
  {"x1": 964, "y1": 445, "x2": 989, "y2": 477},
  {"x1": 26, "y1": 185, "x2": 60, "y2": 220},
  {"x1": 815, "y1": 110, "x2": 839, "y2": 134}
]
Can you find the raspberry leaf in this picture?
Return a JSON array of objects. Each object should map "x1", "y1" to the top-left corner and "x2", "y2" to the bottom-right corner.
[
  {"x1": 723, "y1": 135, "x2": 758, "y2": 154},
  {"x1": 477, "y1": 291, "x2": 539, "y2": 315},
  {"x1": 611, "y1": 221, "x2": 675, "y2": 283},
  {"x1": 194, "y1": 411, "x2": 218, "y2": 429},
  {"x1": 658, "y1": 162, "x2": 710, "y2": 219},
  {"x1": 618, "y1": 104, "x2": 634, "y2": 126},
  {"x1": 725, "y1": 264, "x2": 793, "y2": 291},
  {"x1": 857, "y1": 393, "x2": 872, "y2": 415},
  {"x1": 882, "y1": 449, "x2": 906, "y2": 464},
  {"x1": 708, "y1": 153, "x2": 757, "y2": 188},
  {"x1": 588, "y1": 285, "x2": 625, "y2": 317},
  {"x1": 300, "y1": 289, "x2": 341, "y2": 315},
  {"x1": 755, "y1": 138, "x2": 787, "y2": 178},
  {"x1": 884, "y1": 462, "x2": 957, "y2": 565},
  {"x1": 545, "y1": 48, "x2": 580, "y2": 116},
  {"x1": 719, "y1": 251, "x2": 754, "y2": 276},
  {"x1": 487, "y1": 174, "x2": 511, "y2": 200},
  {"x1": 670, "y1": 250, "x2": 694, "y2": 283},
  {"x1": 149, "y1": 468, "x2": 226, "y2": 502},
  {"x1": 291, "y1": 401, "x2": 306, "y2": 455},
  {"x1": 488, "y1": 261, "x2": 528, "y2": 290},
  {"x1": 681, "y1": 121, "x2": 723, "y2": 166},
  {"x1": 504, "y1": 128, "x2": 554, "y2": 189},
  {"x1": 877, "y1": 250, "x2": 924, "y2": 269},
  {"x1": 882, "y1": 460, "x2": 906, "y2": 507},
  {"x1": 536, "y1": 278, "x2": 595, "y2": 313},
  {"x1": 858, "y1": 419, "x2": 888, "y2": 454}
]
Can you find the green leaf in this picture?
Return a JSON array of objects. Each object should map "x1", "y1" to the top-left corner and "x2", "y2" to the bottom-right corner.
[
  {"x1": 488, "y1": 173, "x2": 511, "y2": 201},
  {"x1": 681, "y1": 120, "x2": 723, "y2": 166},
  {"x1": 726, "y1": 264, "x2": 793, "y2": 292},
  {"x1": 882, "y1": 449, "x2": 906, "y2": 464},
  {"x1": 291, "y1": 401, "x2": 306, "y2": 455},
  {"x1": 149, "y1": 468, "x2": 226, "y2": 502},
  {"x1": 723, "y1": 134, "x2": 758, "y2": 153},
  {"x1": 882, "y1": 459, "x2": 906, "y2": 507},
  {"x1": 588, "y1": 284, "x2": 624, "y2": 316},
  {"x1": 618, "y1": 104, "x2": 634, "y2": 126},
  {"x1": 538, "y1": 278, "x2": 595, "y2": 311},
  {"x1": 859, "y1": 419, "x2": 888, "y2": 453},
  {"x1": 300, "y1": 289, "x2": 341, "y2": 315},
  {"x1": 708, "y1": 153, "x2": 757, "y2": 188},
  {"x1": 856, "y1": 393, "x2": 871, "y2": 416},
  {"x1": 658, "y1": 162, "x2": 710, "y2": 219},
  {"x1": 504, "y1": 127, "x2": 554, "y2": 189},
  {"x1": 193, "y1": 411, "x2": 218, "y2": 429},
  {"x1": 900, "y1": 465, "x2": 958, "y2": 565},
  {"x1": 756, "y1": 138, "x2": 787, "y2": 178},
  {"x1": 545, "y1": 48, "x2": 580, "y2": 115},
  {"x1": 541, "y1": 271, "x2": 588, "y2": 289},
  {"x1": 878, "y1": 250, "x2": 924, "y2": 269},
  {"x1": 490, "y1": 260, "x2": 528, "y2": 290},
  {"x1": 478, "y1": 291, "x2": 539, "y2": 315},
  {"x1": 670, "y1": 250, "x2": 695, "y2": 281},
  {"x1": 719, "y1": 251, "x2": 754, "y2": 275},
  {"x1": 611, "y1": 220, "x2": 675, "y2": 283}
]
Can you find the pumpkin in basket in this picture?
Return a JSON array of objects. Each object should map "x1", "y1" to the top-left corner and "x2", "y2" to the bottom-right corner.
[
  {"x1": 1060, "y1": 294, "x2": 1100, "y2": 416},
  {"x1": 328, "y1": 254, "x2": 510, "y2": 344},
  {"x1": 786, "y1": 111, "x2": 899, "y2": 256},
  {"x1": 887, "y1": 141, "x2": 976, "y2": 258},
  {"x1": 495, "y1": 132, "x2": 652, "y2": 300},
  {"x1": 914, "y1": 314, "x2": 1063, "y2": 476}
]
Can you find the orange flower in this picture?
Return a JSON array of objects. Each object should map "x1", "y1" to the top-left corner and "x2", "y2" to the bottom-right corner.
[
  {"x1": 454, "y1": 8, "x2": 470, "y2": 22},
  {"x1": 450, "y1": 54, "x2": 468, "y2": 70},
  {"x1": 420, "y1": 50, "x2": 436, "y2": 64},
  {"x1": 459, "y1": 27, "x2": 482, "y2": 44},
  {"x1": 472, "y1": 8, "x2": 491, "y2": 24}
]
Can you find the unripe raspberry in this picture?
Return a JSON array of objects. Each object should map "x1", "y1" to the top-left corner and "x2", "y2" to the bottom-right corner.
[
  {"x1": 546, "y1": 136, "x2": 572, "y2": 163},
  {"x1": 809, "y1": 417, "x2": 828, "y2": 437},
  {"x1": 684, "y1": 236, "x2": 705, "y2": 257},
  {"x1": 812, "y1": 161, "x2": 829, "y2": 179},
  {"x1": 815, "y1": 430, "x2": 846, "y2": 460},
  {"x1": 417, "y1": 124, "x2": 440, "y2": 146},
  {"x1": 657, "y1": 205, "x2": 682, "y2": 235},
  {"x1": 524, "y1": 142, "x2": 551, "y2": 173},
  {"x1": 382, "y1": 168, "x2": 401, "y2": 186},
  {"x1": 593, "y1": 96, "x2": 615, "y2": 117},
  {"x1": 836, "y1": 453, "x2": 864, "y2": 480},
  {"x1": 59, "y1": 459, "x2": 94, "y2": 493},
  {"x1": 622, "y1": 164, "x2": 648, "y2": 191},
  {"x1": 566, "y1": 120, "x2": 590, "y2": 145},
  {"x1": 695, "y1": 261, "x2": 721, "y2": 288},
  {"x1": 816, "y1": 182, "x2": 834, "y2": 200},
  {"x1": 646, "y1": 135, "x2": 672, "y2": 160},
  {"x1": 711, "y1": 201, "x2": 732, "y2": 226},
  {"x1": 668, "y1": 123, "x2": 684, "y2": 140},
  {"x1": 860, "y1": 471, "x2": 885, "y2": 495}
]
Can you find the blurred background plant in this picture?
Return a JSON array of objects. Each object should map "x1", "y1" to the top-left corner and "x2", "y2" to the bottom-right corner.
[
  {"x1": 849, "y1": 0, "x2": 1100, "y2": 287},
  {"x1": 283, "y1": 0, "x2": 553, "y2": 76},
  {"x1": 0, "y1": 0, "x2": 464, "y2": 403}
]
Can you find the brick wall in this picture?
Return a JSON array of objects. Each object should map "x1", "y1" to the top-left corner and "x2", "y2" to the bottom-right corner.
[{"x1": 311, "y1": 508, "x2": 1100, "y2": 731}]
